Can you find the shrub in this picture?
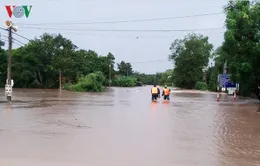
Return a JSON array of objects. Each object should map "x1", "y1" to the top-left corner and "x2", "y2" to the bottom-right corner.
[
  {"x1": 195, "y1": 81, "x2": 208, "y2": 91},
  {"x1": 64, "y1": 71, "x2": 105, "y2": 92},
  {"x1": 113, "y1": 76, "x2": 137, "y2": 87}
]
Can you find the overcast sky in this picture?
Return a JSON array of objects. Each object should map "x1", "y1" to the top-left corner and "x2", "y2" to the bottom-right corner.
[{"x1": 0, "y1": 0, "x2": 228, "y2": 74}]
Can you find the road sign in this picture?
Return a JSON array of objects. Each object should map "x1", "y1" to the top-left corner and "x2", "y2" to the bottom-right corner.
[
  {"x1": 218, "y1": 74, "x2": 231, "y2": 87},
  {"x1": 225, "y1": 82, "x2": 236, "y2": 88}
]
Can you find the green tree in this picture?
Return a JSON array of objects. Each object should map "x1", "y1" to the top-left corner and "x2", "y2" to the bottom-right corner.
[
  {"x1": 222, "y1": 0, "x2": 260, "y2": 100},
  {"x1": 11, "y1": 33, "x2": 78, "y2": 88},
  {"x1": 50, "y1": 34, "x2": 77, "y2": 85},
  {"x1": 113, "y1": 76, "x2": 137, "y2": 87},
  {"x1": 195, "y1": 81, "x2": 208, "y2": 91},
  {"x1": 0, "y1": 32, "x2": 180, "y2": 91},
  {"x1": 12, "y1": 47, "x2": 35, "y2": 88},
  {"x1": 169, "y1": 33, "x2": 213, "y2": 89},
  {"x1": 0, "y1": 33, "x2": 119, "y2": 90},
  {"x1": 132, "y1": 72, "x2": 156, "y2": 85},
  {"x1": 97, "y1": 52, "x2": 116, "y2": 85},
  {"x1": 117, "y1": 61, "x2": 133, "y2": 76},
  {"x1": 158, "y1": 69, "x2": 173, "y2": 86},
  {"x1": 0, "y1": 41, "x2": 7, "y2": 87},
  {"x1": 64, "y1": 71, "x2": 105, "y2": 92},
  {"x1": 206, "y1": 47, "x2": 227, "y2": 91}
]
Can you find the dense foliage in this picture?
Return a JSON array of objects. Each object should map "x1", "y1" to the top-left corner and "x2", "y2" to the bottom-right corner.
[
  {"x1": 156, "y1": 69, "x2": 174, "y2": 86},
  {"x1": 195, "y1": 81, "x2": 208, "y2": 91},
  {"x1": 112, "y1": 76, "x2": 137, "y2": 87},
  {"x1": 205, "y1": 65, "x2": 219, "y2": 91},
  {"x1": 0, "y1": 41, "x2": 7, "y2": 87},
  {"x1": 132, "y1": 72, "x2": 156, "y2": 85},
  {"x1": 169, "y1": 33, "x2": 213, "y2": 89},
  {"x1": 117, "y1": 61, "x2": 133, "y2": 76},
  {"x1": 131, "y1": 69, "x2": 174, "y2": 86},
  {"x1": 222, "y1": 0, "x2": 260, "y2": 99},
  {"x1": 203, "y1": 0, "x2": 260, "y2": 100},
  {"x1": 0, "y1": 33, "x2": 116, "y2": 90},
  {"x1": 64, "y1": 71, "x2": 105, "y2": 92},
  {"x1": 0, "y1": 33, "x2": 174, "y2": 91}
]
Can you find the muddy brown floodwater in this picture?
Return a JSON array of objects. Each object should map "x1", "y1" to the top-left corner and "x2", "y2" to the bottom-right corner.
[{"x1": 0, "y1": 87, "x2": 260, "y2": 166}]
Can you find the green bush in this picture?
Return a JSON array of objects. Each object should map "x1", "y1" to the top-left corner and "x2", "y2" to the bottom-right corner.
[
  {"x1": 64, "y1": 71, "x2": 105, "y2": 92},
  {"x1": 195, "y1": 81, "x2": 208, "y2": 91},
  {"x1": 113, "y1": 76, "x2": 137, "y2": 87}
]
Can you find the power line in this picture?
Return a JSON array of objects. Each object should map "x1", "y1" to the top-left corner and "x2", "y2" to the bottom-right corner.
[
  {"x1": 17, "y1": 12, "x2": 224, "y2": 26},
  {"x1": 1, "y1": 28, "x2": 31, "y2": 41},
  {"x1": 0, "y1": 38, "x2": 23, "y2": 47},
  {"x1": 12, "y1": 38, "x2": 26, "y2": 45},
  {"x1": 0, "y1": 27, "x2": 224, "y2": 47},
  {"x1": 0, "y1": 38, "x2": 8, "y2": 42},
  {"x1": 0, "y1": 34, "x2": 27, "y2": 45},
  {"x1": 1, "y1": 28, "x2": 225, "y2": 41},
  {"x1": 12, "y1": 32, "x2": 31, "y2": 41},
  {"x1": 13, "y1": 41, "x2": 24, "y2": 47},
  {"x1": 55, "y1": 30, "x2": 225, "y2": 38},
  {"x1": 19, "y1": 26, "x2": 224, "y2": 32},
  {"x1": 0, "y1": 27, "x2": 7, "y2": 31}
]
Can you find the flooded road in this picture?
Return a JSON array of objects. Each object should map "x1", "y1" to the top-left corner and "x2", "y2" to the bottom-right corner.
[{"x1": 0, "y1": 87, "x2": 260, "y2": 166}]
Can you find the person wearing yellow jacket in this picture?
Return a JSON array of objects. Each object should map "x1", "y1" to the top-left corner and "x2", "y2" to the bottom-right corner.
[
  {"x1": 162, "y1": 85, "x2": 171, "y2": 100},
  {"x1": 151, "y1": 84, "x2": 159, "y2": 101}
]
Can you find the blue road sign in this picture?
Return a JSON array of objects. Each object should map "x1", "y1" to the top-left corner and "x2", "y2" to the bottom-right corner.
[
  {"x1": 225, "y1": 82, "x2": 236, "y2": 88},
  {"x1": 218, "y1": 74, "x2": 230, "y2": 87},
  {"x1": 218, "y1": 74, "x2": 236, "y2": 88}
]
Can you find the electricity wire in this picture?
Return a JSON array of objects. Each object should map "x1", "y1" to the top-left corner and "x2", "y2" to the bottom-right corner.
[
  {"x1": 18, "y1": 26, "x2": 225, "y2": 32},
  {"x1": 12, "y1": 32, "x2": 31, "y2": 41},
  {"x1": 1, "y1": 34, "x2": 27, "y2": 45},
  {"x1": 0, "y1": 38, "x2": 24, "y2": 47},
  {"x1": 17, "y1": 12, "x2": 224, "y2": 26}
]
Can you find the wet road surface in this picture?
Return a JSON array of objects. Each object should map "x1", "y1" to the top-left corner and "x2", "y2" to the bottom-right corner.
[{"x1": 0, "y1": 87, "x2": 260, "y2": 166}]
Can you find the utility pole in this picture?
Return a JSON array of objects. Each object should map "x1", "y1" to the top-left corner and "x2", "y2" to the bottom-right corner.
[
  {"x1": 7, "y1": 27, "x2": 12, "y2": 83},
  {"x1": 4, "y1": 21, "x2": 17, "y2": 103},
  {"x1": 6, "y1": 27, "x2": 12, "y2": 102}
]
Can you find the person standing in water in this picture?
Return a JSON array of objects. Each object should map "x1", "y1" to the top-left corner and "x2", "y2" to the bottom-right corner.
[
  {"x1": 162, "y1": 84, "x2": 171, "y2": 100},
  {"x1": 151, "y1": 84, "x2": 159, "y2": 101}
]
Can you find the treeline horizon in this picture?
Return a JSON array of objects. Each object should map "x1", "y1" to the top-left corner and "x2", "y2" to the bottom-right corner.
[{"x1": 0, "y1": 33, "x2": 172, "y2": 91}]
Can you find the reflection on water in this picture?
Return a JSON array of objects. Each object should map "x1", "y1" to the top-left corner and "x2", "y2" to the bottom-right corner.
[{"x1": 0, "y1": 87, "x2": 259, "y2": 166}]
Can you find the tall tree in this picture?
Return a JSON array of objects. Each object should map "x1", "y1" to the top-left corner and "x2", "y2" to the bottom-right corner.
[
  {"x1": 169, "y1": 33, "x2": 213, "y2": 89},
  {"x1": 206, "y1": 46, "x2": 228, "y2": 91},
  {"x1": 6, "y1": 33, "x2": 120, "y2": 88},
  {"x1": 158, "y1": 69, "x2": 174, "y2": 86},
  {"x1": 106, "y1": 52, "x2": 116, "y2": 83},
  {"x1": 222, "y1": 0, "x2": 260, "y2": 100},
  {"x1": 117, "y1": 61, "x2": 133, "y2": 76},
  {"x1": 18, "y1": 33, "x2": 77, "y2": 88}
]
